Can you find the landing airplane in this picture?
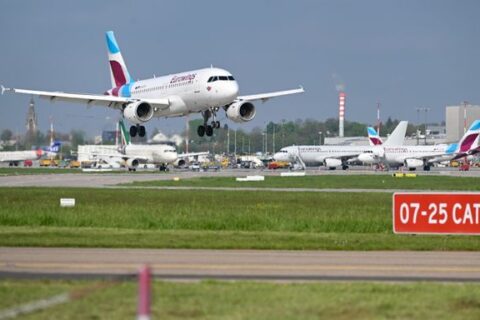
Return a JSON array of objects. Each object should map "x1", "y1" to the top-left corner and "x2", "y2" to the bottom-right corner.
[
  {"x1": 273, "y1": 121, "x2": 408, "y2": 170},
  {"x1": 0, "y1": 141, "x2": 61, "y2": 166},
  {"x1": 2, "y1": 31, "x2": 304, "y2": 138},
  {"x1": 358, "y1": 120, "x2": 480, "y2": 171}
]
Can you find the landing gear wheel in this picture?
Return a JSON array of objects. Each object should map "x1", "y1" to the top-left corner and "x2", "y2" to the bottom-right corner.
[
  {"x1": 206, "y1": 125, "x2": 213, "y2": 137},
  {"x1": 139, "y1": 126, "x2": 146, "y2": 137},
  {"x1": 197, "y1": 125, "x2": 205, "y2": 137},
  {"x1": 423, "y1": 165, "x2": 430, "y2": 171},
  {"x1": 215, "y1": 121, "x2": 220, "y2": 128},
  {"x1": 342, "y1": 165, "x2": 349, "y2": 170},
  {"x1": 211, "y1": 121, "x2": 217, "y2": 129},
  {"x1": 130, "y1": 126, "x2": 138, "y2": 137}
]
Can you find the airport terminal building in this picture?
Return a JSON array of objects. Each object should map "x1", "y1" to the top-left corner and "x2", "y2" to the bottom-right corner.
[{"x1": 446, "y1": 103, "x2": 480, "y2": 142}]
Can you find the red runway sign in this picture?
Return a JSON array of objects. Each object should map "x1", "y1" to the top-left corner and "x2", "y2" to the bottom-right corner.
[{"x1": 393, "y1": 193, "x2": 480, "y2": 235}]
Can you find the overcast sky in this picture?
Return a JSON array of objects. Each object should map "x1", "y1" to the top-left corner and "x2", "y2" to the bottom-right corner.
[{"x1": 1, "y1": 0, "x2": 479, "y2": 137}]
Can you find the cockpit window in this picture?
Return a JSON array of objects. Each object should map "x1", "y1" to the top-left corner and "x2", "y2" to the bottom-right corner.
[{"x1": 208, "y1": 75, "x2": 235, "y2": 82}]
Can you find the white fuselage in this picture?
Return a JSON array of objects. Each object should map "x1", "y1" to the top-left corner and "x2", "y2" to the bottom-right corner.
[
  {"x1": 382, "y1": 145, "x2": 449, "y2": 166},
  {"x1": 109, "y1": 67, "x2": 239, "y2": 118},
  {"x1": 0, "y1": 150, "x2": 42, "y2": 164},
  {"x1": 123, "y1": 144, "x2": 178, "y2": 164},
  {"x1": 274, "y1": 145, "x2": 374, "y2": 166}
]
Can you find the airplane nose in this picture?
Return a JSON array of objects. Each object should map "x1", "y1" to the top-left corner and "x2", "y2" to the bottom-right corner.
[
  {"x1": 229, "y1": 81, "x2": 239, "y2": 99},
  {"x1": 273, "y1": 153, "x2": 283, "y2": 161}
]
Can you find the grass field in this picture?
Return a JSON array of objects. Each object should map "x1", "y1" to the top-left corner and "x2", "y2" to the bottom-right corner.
[
  {"x1": 127, "y1": 174, "x2": 480, "y2": 191},
  {"x1": 0, "y1": 187, "x2": 478, "y2": 250},
  {"x1": 0, "y1": 167, "x2": 167, "y2": 176},
  {"x1": 0, "y1": 167, "x2": 81, "y2": 175},
  {"x1": 2, "y1": 280, "x2": 480, "y2": 319}
]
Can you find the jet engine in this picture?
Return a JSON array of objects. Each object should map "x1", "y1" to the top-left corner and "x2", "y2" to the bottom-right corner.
[
  {"x1": 324, "y1": 158, "x2": 342, "y2": 168},
  {"x1": 226, "y1": 101, "x2": 256, "y2": 123},
  {"x1": 357, "y1": 153, "x2": 376, "y2": 164},
  {"x1": 404, "y1": 158, "x2": 423, "y2": 169},
  {"x1": 123, "y1": 101, "x2": 154, "y2": 124},
  {"x1": 174, "y1": 159, "x2": 186, "y2": 167},
  {"x1": 126, "y1": 158, "x2": 139, "y2": 168}
]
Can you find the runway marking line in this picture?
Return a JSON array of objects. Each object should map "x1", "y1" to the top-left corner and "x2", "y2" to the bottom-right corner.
[{"x1": 2, "y1": 262, "x2": 480, "y2": 274}]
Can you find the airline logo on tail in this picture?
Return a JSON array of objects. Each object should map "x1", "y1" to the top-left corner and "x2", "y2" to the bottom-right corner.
[
  {"x1": 106, "y1": 31, "x2": 132, "y2": 97},
  {"x1": 44, "y1": 141, "x2": 61, "y2": 154},
  {"x1": 448, "y1": 120, "x2": 480, "y2": 157},
  {"x1": 367, "y1": 127, "x2": 383, "y2": 146}
]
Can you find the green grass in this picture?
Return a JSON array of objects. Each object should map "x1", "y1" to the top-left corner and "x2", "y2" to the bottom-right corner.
[
  {"x1": 2, "y1": 280, "x2": 480, "y2": 319},
  {"x1": 127, "y1": 174, "x2": 480, "y2": 191},
  {"x1": 0, "y1": 167, "x2": 167, "y2": 176},
  {"x1": 0, "y1": 167, "x2": 81, "y2": 175},
  {"x1": 0, "y1": 187, "x2": 478, "y2": 250}
]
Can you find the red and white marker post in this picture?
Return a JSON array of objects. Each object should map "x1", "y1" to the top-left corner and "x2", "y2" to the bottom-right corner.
[{"x1": 137, "y1": 265, "x2": 151, "y2": 320}]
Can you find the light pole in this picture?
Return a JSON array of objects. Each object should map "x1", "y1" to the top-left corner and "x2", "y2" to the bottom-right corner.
[
  {"x1": 227, "y1": 128, "x2": 230, "y2": 155},
  {"x1": 262, "y1": 132, "x2": 266, "y2": 154},
  {"x1": 272, "y1": 125, "x2": 276, "y2": 154},
  {"x1": 319, "y1": 131, "x2": 322, "y2": 145},
  {"x1": 416, "y1": 107, "x2": 430, "y2": 145},
  {"x1": 234, "y1": 129, "x2": 237, "y2": 157}
]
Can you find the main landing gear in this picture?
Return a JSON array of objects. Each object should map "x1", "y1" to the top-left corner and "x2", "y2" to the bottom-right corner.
[
  {"x1": 197, "y1": 108, "x2": 221, "y2": 137},
  {"x1": 130, "y1": 125, "x2": 146, "y2": 138}
]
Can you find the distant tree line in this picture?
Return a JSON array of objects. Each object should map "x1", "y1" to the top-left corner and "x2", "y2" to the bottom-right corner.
[
  {"x1": 0, "y1": 116, "x2": 427, "y2": 156},
  {"x1": 179, "y1": 117, "x2": 421, "y2": 154}
]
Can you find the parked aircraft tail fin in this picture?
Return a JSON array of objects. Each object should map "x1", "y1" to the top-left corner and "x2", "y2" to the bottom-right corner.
[
  {"x1": 455, "y1": 120, "x2": 480, "y2": 155},
  {"x1": 44, "y1": 141, "x2": 61, "y2": 154},
  {"x1": 367, "y1": 127, "x2": 383, "y2": 146},
  {"x1": 384, "y1": 121, "x2": 408, "y2": 146},
  {"x1": 106, "y1": 31, "x2": 132, "y2": 88},
  {"x1": 119, "y1": 120, "x2": 131, "y2": 146}
]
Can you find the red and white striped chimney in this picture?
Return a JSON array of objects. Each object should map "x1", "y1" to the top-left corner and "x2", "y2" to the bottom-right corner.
[{"x1": 338, "y1": 92, "x2": 346, "y2": 137}]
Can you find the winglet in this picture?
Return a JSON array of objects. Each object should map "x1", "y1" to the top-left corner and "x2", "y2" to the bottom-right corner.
[
  {"x1": 299, "y1": 85, "x2": 304, "y2": 92},
  {"x1": 1, "y1": 85, "x2": 7, "y2": 95}
]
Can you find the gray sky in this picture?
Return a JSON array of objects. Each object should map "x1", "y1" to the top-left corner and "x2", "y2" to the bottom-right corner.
[{"x1": 1, "y1": 0, "x2": 479, "y2": 137}]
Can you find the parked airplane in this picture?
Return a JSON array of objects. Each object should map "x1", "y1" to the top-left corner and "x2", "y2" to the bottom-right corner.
[
  {"x1": 273, "y1": 121, "x2": 408, "y2": 170},
  {"x1": 0, "y1": 141, "x2": 61, "y2": 166},
  {"x1": 358, "y1": 120, "x2": 480, "y2": 171},
  {"x1": 84, "y1": 121, "x2": 206, "y2": 171},
  {"x1": 2, "y1": 31, "x2": 304, "y2": 138}
]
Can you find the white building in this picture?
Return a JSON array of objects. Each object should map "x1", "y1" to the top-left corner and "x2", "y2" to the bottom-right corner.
[{"x1": 446, "y1": 103, "x2": 480, "y2": 143}]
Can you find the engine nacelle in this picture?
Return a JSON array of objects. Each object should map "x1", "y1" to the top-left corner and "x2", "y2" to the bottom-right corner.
[
  {"x1": 123, "y1": 101, "x2": 154, "y2": 124},
  {"x1": 404, "y1": 158, "x2": 423, "y2": 168},
  {"x1": 174, "y1": 159, "x2": 186, "y2": 167},
  {"x1": 324, "y1": 158, "x2": 342, "y2": 168},
  {"x1": 357, "y1": 153, "x2": 376, "y2": 164},
  {"x1": 226, "y1": 101, "x2": 256, "y2": 123},
  {"x1": 126, "y1": 158, "x2": 139, "y2": 168}
]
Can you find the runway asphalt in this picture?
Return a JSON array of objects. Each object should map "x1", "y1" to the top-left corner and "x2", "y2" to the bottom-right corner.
[
  {"x1": 0, "y1": 167, "x2": 479, "y2": 188},
  {"x1": 1, "y1": 248, "x2": 479, "y2": 282}
]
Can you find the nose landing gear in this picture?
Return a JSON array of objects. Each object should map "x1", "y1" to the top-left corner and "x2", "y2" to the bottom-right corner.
[{"x1": 197, "y1": 108, "x2": 221, "y2": 137}]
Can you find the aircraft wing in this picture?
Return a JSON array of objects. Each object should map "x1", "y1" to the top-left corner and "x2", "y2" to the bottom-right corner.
[
  {"x1": 178, "y1": 152, "x2": 209, "y2": 159},
  {"x1": 78, "y1": 151, "x2": 148, "y2": 162},
  {"x1": 2, "y1": 86, "x2": 170, "y2": 110},
  {"x1": 237, "y1": 86, "x2": 304, "y2": 103},
  {"x1": 317, "y1": 153, "x2": 361, "y2": 162}
]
